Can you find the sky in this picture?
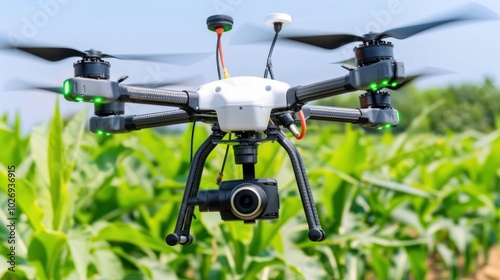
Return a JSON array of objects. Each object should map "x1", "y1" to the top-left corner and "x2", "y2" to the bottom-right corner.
[{"x1": 1, "y1": 0, "x2": 499, "y2": 133}]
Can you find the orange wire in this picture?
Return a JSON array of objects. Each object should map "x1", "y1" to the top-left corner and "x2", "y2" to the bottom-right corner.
[
  {"x1": 295, "y1": 110, "x2": 307, "y2": 140},
  {"x1": 216, "y1": 27, "x2": 229, "y2": 78}
]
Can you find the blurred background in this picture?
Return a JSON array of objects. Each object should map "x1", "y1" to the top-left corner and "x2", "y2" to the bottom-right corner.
[{"x1": 0, "y1": 1, "x2": 499, "y2": 279}]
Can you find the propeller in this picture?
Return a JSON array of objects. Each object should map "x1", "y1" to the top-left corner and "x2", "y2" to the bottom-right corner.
[
  {"x1": 4, "y1": 75, "x2": 205, "y2": 95},
  {"x1": 4, "y1": 45, "x2": 211, "y2": 66},
  {"x1": 230, "y1": 23, "x2": 275, "y2": 45},
  {"x1": 330, "y1": 57, "x2": 356, "y2": 65},
  {"x1": 389, "y1": 67, "x2": 453, "y2": 90},
  {"x1": 285, "y1": 3, "x2": 498, "y2": 50}
]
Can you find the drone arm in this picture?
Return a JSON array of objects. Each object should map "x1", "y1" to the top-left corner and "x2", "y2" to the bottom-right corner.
[
  {"x1": 89, "y1": 109, "x2": 217, "y2": 133},
  {"x1": 287, "y1": 75, "x2": 353, "y2": 108},
  {"x1": 302, "y1": 105, "x2": 361, "y2": 123},
  {"x1": 301, "y1": 105, "x2": 399, "y2": 128},
  {"x1": 118, "y1": 85, "x2": 190, "y2": 107},
  {"x1": 287, "y1": 61, "x2": 405, "y2": 109},
  {"x1": 127, "y1": 109, "x2": 192, "y2": 130},
  {"x1": 63, "y1": 77, "x2": 201, "y2": 109}
]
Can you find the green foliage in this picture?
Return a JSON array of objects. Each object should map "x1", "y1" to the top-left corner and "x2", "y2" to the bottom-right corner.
[{"x1": 0, "y1": 83, "x2": 499, "y2": 279}]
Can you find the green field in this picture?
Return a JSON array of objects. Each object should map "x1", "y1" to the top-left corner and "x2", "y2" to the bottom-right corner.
[{"x1": 1, "y1": 81, "x2": 499, "y2": 279}]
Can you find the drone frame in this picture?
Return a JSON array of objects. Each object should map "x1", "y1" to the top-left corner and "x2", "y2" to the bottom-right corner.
[{"x1": 59, "y1": 59, "x2": 403, "y2": 245}]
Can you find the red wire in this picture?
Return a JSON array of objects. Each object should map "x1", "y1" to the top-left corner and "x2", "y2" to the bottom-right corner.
[
  {"x1": 216, "y1": 28, "x2": 228, "y2": 77},
  {"x1": 295, "y1": 110, "x2": 307, "y2": 140}
]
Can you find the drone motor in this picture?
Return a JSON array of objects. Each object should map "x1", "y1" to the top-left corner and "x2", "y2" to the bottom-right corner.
[
  {"x1": 354, "y1": 39, "x2": 394, "y2": 67},
  {"x1": 73, "y1": 49, "x2": 111, "y2": 80},
  {"x1": 70, "y1": 49, "x2": 125, "y2": 118}
]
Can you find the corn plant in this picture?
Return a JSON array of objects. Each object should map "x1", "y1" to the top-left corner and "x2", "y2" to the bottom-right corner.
[{"x1": 0, "y1": 94, "x2": 498, "y2": 279}]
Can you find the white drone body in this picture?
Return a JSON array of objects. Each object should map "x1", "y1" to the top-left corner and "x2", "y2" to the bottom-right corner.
[{"x1": 197, "y1": 76, "x2": 290, "y2": 132}]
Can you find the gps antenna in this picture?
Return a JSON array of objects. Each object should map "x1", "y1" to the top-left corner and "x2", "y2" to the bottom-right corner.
[
  {"x1": 263, "y1": 13, "x2": 291, "y2": 79},
  {"x1": 207, "y1": 15, "x2": 234, "y2": 79}
]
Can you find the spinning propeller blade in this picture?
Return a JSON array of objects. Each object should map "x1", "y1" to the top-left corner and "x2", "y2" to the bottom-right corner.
[
  {"x1": 390, "y1": 67, "x2": 453, "y2": 90},
  {"x1": 376, "y1": 3, "x2": 498, "y2": 40},
  {"x1": 4, "y1": 75, "x2": 205, "y2": 95},
  {"x1": 330, "y1": 57, "x2": 356, "y2": 65},
  {"x1": 286, "y1": 34, "x2": 362, "y2": 50},
  {"x1": 230, "y1": 23, "x2": 274, "y2": 45},
  {"x1": 285, "y1": 3, "x2": 498, "y2": 50},
  {"x1": 13, "y1": 47, "x2": 86, "y2": 62},
  {"x1": 5, "y1": 44, "x2": 210, "y2": 65},
  {"x1": 101, "y1": 53, "x2": 212, "y2": 66}
]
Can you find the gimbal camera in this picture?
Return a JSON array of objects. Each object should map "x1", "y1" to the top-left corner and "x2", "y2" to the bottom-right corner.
[{"x1": 5, "y1": 4, "x2": 497, "y2": 246}]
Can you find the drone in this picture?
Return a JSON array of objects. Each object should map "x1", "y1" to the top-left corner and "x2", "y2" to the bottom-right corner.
[{"x1": 4, "y1": 3, "x2": 497, "y2": 246}]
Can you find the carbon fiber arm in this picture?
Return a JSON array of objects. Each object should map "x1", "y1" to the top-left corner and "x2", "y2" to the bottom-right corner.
[
  {"x1": 118, "y1": 85, "x2": 189, "y2": 107},
  {"x1": 301, "y1": 105, "x2": 399, "y2": 128},
  {"x1": 291, "y1": 75, "x2": 354, "y2": 104},
  {"x1": 89, "y1": 110, "x2": 217, "y2": 133},
  {"x1": 286, "y1": 60, "x2": 405, "y2": 109}
]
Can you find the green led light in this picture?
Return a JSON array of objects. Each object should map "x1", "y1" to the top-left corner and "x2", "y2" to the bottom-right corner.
[
  {"x1": 105, "y1": 133, "x2": 111, "y2": 136},
  {"x1": 96, "y1": 129, "x2": 104, "y2": 135},
  {"x1": 391, "y1": 82, "x2": 398, "y2": 87},
  {"x1": 382, "y1": 79, "x2": 389, "y2": 85},
  {"x1": 397, "y1": 111, "x2": 400, "y2": 121},
  {"x1": 369, "y1": 83, "x2": 378, "y2": 90},
  {"x1": 63, "y1": 80, "x2": 71, "y2": 95},
  {"x1": 384, "y1": 124, "x2": 392, "y2": 129},
  {"x1": 75, "y1": 96, "x2": 84, "y2": 102},
  {"x1": 93, "y1": 97, "x2": 103, "y2": 104}
]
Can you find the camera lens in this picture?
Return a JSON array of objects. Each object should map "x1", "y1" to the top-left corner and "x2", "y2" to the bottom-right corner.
[
  {"x1": 230, "y1": 184, "x2": 268, "y2": 220},
  {"x1": 239, "y1": 195, "x2": 253, "y2": 208}
]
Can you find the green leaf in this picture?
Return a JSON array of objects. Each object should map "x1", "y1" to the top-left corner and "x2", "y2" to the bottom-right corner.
[
  {"x1": 29, "y1": 124, "x2": 50, "y2": 188},
  {"x1": 220, "y1": 224, "x2": 247, "y2": 274},
  {"x1": 479, "y1": 136, "x2": 500, "y2": 186},
  {"x1": 245, "y1": 257, "x2": 286, "y2": 280},
  {"x1": 363, "y1": 176, "x2": 433, "y2": 198},
  {"x1": 0, "y1": 165, "x2": 44, "y2": 231},
  {"x1": 93, "y1": 222, "x2": 177, "y2": 254},
  {"x1": 405, "y1": 245, "x2": 427, "y2": 280},
  {"x1": 62, "y1": 109, "x2": 88, "y2": 182},
  {"x1": 48, "y1": 101, "x2": 70, "y2": 231},
  {"x1": 370, "y1": 246, "x2": 390, "y2": 280},
  {"x1": 0, "y1": 113, "x2": 27, "y2": 166},
  {"x1": 67, "y1": 228, "x2": 91, "y2": 280},
  {"x1": 27, "y1": 230, "x2": 67, "y2": 280},
  {"x1": 319, "y1": 126, "x2": 366, "y2": 233},
  {"x1": 91, "y1": 241, "x2": 125, "y2": 280},
  {"x1": 436, "y1": 244, "x2": 456, "y2": 269},
  {"x1": 249, "y1": 196, "x2": 302, "y2": 255}
]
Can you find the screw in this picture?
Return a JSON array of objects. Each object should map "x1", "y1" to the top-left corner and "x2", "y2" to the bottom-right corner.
[
  {"x1": 215, "y1": 86, "x2": 221, "y2": 93},
  {"x1": 265, "y1": 85, "x2": 272, "y2": 91}
]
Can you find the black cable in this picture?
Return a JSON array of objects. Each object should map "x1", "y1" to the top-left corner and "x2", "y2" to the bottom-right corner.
[
  {"x1": 264, "y1": 23, "x2": 281, "y2": 79},
  {"x1": 216, "y1": 35, "x2": 222, "y2": 80},
  {"x1": 190, "y1": 121, "x2": 196, "y2": 163},
  {"x1": 220, "y1": 136, "x2": 231, "y2": 175}
]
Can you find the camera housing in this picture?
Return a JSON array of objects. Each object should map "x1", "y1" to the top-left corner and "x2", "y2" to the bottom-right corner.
[{"x1": 197, "y1": 178, "x2": 279, "y2": 222}]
